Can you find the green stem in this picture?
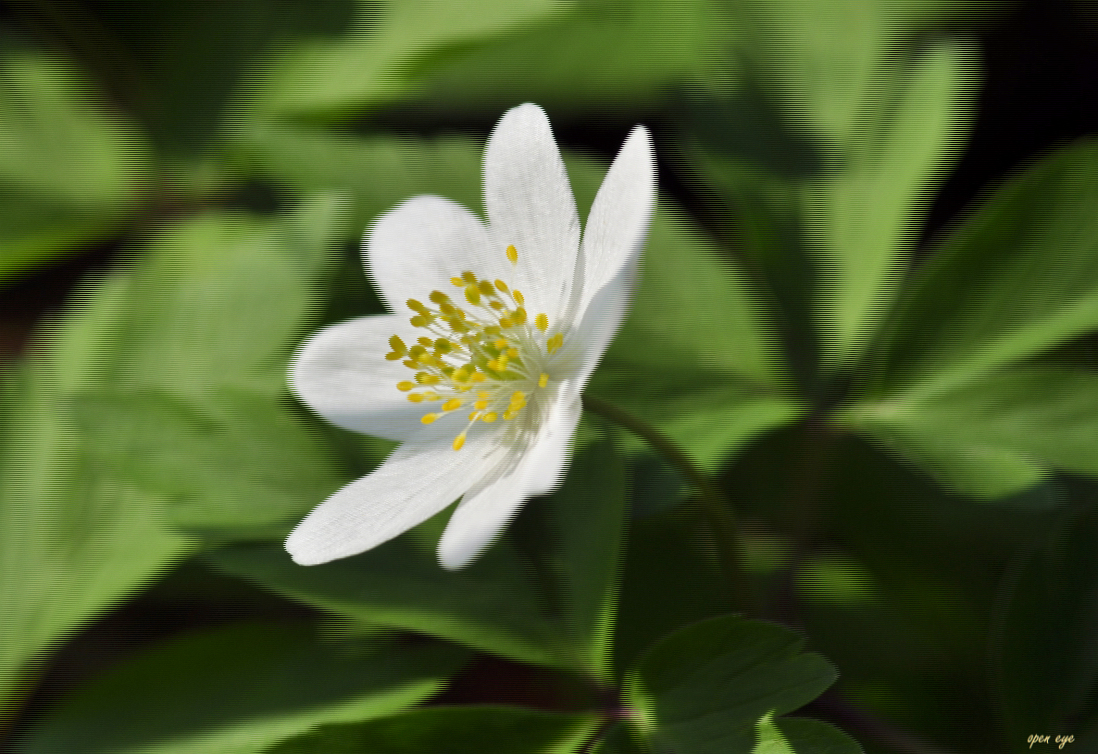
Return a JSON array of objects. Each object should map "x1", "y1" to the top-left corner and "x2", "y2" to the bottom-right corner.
[{"x1": 581, "y1": 394, "x2": 756, "y2": 616}]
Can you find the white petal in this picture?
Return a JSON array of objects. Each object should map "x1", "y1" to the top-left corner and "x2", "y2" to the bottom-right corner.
[
  {"x1": 365, "y1": 195, "x2": 500, "y2": 314},
  {"x1": 576, "y1": 125, "x2": 656, "y2": 318},
  {"x1": 286, "y1": 432, "x2": 507, "y2": 565},
  {"x1": 436, "y1": 393, "x2": 582, "y2": 570},
  {"x1": 523, "y1": 391, "x2": 582, "y2": 496},
  {"x1": 484, "y1": 103, "x2": 581, "y2": 323},
  {"x1": 290, "y1": 315, "x2": 429, "y2": 441},
  {"x1": 569, "y1": 264, "x2": 636, "y2": 389}
]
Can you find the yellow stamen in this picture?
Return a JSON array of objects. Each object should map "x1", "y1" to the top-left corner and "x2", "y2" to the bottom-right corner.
[
  {"x1": 429, "y1": 290, "x2": 449, "y2": 304},
  {"x1": 462, "y1": 271, "x2": 478, "y2": 285},
  {"x1": 512, "y1": 290, "x2": 525, "y2": 306},
  {"x1": 389, "y1": 336, "x2": 407, "y2": 355},
  {"x1": 397, "y1": 381, "x2": 415, "y2": 391},
  {"x1": 465, "y1": 285, "x2": 481, "y2": 305},
  {"x1": 474, "y1": 400, "x2": 488, "y2": 410},
  {"x1": 408, "y1": 393, "x2": 425, "y2": 403},
  {"x1": 452, "y1": 432, "x2": 467, "y2": 451},
  {"x1": 483, "y1": 412, "x2": 498, "y2": 423},
  {"x1": 495, "y1": 280, "x2": 509, "y2": 293},
  {"x1": 506, "y1": 245, "x2": 518, "y2": 264},
  {"x1": 478, "y1": 280, "x2": 495, "y2": 296},
  {"x1": 442, "y1": 398, "x2": 463, "y2": 412},
  {"x1": 421, "y1": 413, "x2": 439, "y2": 425},
  {"x1": 451, "y1": 277, "x2": 465, "y2": 287},
  {"x1": 513, "y1": 307, "x2": 527, "y2": 324},
  {"x1": 539, "y1": 373, "x2": 549, "y2": 388}
]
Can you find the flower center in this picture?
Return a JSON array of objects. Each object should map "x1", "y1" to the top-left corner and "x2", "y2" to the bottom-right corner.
[{"x1": 386, "y1": 244, "x2": 565, "y2": 451}]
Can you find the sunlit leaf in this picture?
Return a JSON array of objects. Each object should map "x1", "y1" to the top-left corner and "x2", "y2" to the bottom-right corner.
[
  {"x1": 0, "y1": 276, "x2": 192, "y2": 708},
  {"x1": 266, "y1": 705, "x2": 597, "y2": 754},
  {"x1": 18, "y1": 623, "x2": 466, "y2": 754},
  {"x1": 0, "y1": 47, "x2": 153, "y2": 281},
  {"x1": 844, "y1": 364, "x2": 1098, "y2": 498},
  {"x1": 754, "y1": 713, "x2": 862, "y2": 754},
  {"x1": 243, "y1": 0, "x2": 562, "y2": 119},
  {"x1": 403, "y1": 0, "x2": 735, "y2": 117},
  {"x1": 864, "y1": 138, "x2": 1098, "y2": 397},
  {"x1": 72, "y1": 390, "x2": 346, "y2": 536}
]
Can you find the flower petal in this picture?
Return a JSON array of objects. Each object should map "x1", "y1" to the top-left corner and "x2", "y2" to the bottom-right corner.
[
  {"x1": 436, "y1": 393, "x2": 582, "y2": 569},
  {"x1": 576, "y1": 125, "x2": 656, "y2": 319},
  {"x1": 365, "y1": 195, "x2": 499, "y2": 314},
  {"x1": 290, "y1": 314, "x2": 430, "y2": 442},
  {"x1": 286, "y1": 432, "x2": 507, "y2": 565},
  {"x1": 484, "y1": 103, "x2": 581, "y2": 323}
]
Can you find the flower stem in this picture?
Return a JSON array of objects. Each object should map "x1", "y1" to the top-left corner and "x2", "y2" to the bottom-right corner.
[{"x1": 581, "y1": 394, "x2": 756, "y2": 616}]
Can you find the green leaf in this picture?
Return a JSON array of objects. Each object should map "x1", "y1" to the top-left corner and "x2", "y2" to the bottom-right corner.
[
  {"x1": 0, "y1": 47, "x2": 153, "y2": 282},
  {"x1": 810, "y1": 41, "x2": 978, "y2": 369},
  {"x1": 208, "y1": 428, "x2": 626, "y2": 675},
  {"x1": 754, "y1": 714, "x2": 863, "y2": 754},
  {"x1": 18, "y1": 622, "x2": 466, "y2": 754},
  {"x1": 114, "y1": 196, "x2": 349, "y2": 399},
  {"x1": 243, "y1": 0, "x2": 562, "y2": 119},
  {"x1": 71, "y1": 390, "x2": 346, "y2": 537},
  {"x1": 865, "y1": 138, "x2": 1098, "y2": 397},
  {"x1": 265, "y1": 705, "x2": 597, "y2": 754},
  {"x1": 677, "y1": 31, "x2": 978, "y2": 375},
  {"x1": 591, "y1": 724, "x2": 647, "y2": 754},
  {"x1": 991, "y1": 502, "x2": 1098, "y2": 752},
  {"x1": 625, "y1": 615, "x2": 839, "y2": 754},
  {"x1": 843, "y1": 364, "x2": 1098, "y2": 498},
  {"x1": 240, "y1": 125, "x2": 801, "y2": 472},
  {"x1": 403, "y1": 0, "x2": 735, "y2": 117},
  {"x1": 0, "y1": 276, "x2": 192, "y2": 708}
]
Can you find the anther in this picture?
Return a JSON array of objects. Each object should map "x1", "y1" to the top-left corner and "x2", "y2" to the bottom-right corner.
[
  {"x1": 465, "y1": 285, "x2": 481, "y2": 305},
  {"x1": 453, "y1": 432, "x2": 467, "y2": 451},
  {"x1": 535, "y1": 313, "x2": 548, "y2": 331},
  {"x1": 539, "y1": 373, "x2": 549, "y2": 388},
  {"x1": 512, "y1": 290, "x2": 525, "y2": 306},
  {"x1": 506, "y1": 245, "x2": 518, "y2": 264},
  {"x1": 421, "y1": 413, "x2": 439, "y2": 425},
  {"x1": 442, "y1": 398, "x2": 463, "y2": 412},
  {"x1": 397, "y1": 381, "x2": 415, "y2": 391}
]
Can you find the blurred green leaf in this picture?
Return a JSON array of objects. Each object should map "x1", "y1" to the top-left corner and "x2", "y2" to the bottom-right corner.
[
  {"x1": 18, "y1": 622, "x2": 466, "y2": 754},
  {"x1": 678, "y1": 33, "x2": 977, "y2": 376},
  {"x1": 624, "y1": 616, "x2": 840, "y2": 754},
  {"x1": 591, "y1": 724, "x2": 647, "y2": 754},
  {"x1": 241, "y1": 125, "x2": 800, "y2": 471},
  {"x1": 114, "y1": 196, "x2": 348, "y2": 399},
  {"x1": 54, "y1": 198, "x2": 353, "y2": 537},
  {"x1": 243, "y1": 0, "x2": 562, "y2": 119},
  {"x1": 754, "y1": 713, "x2": 862, "y2": 754},
  {"x1": 809, "y1": 41, "x2": 977, "y2": 370},
  {"x1": 0, "y1": 47, "x2": 153, "y2": 282},
  {"x1": 72, "y1": 390, "x2": 345, "y2": 537},
  {"x1": 864, "y1": 138, "x2": 1098, "y2": 398},
  {"x1": 208, "y1": 427, "x2": 625, "y2": 675},
  {"x1": 401, "y1": 0, "x2": 734, "y2": 117},
  {"x1": 265, "y1": 705, "x2": 597, "y2": 754},
  {"x1": 0, "y1": 276, "x2": 192, "y2": 708},
  {"x1": 991, "y1": 502, "x2": 1098, "y2": 752},
  {"x1": 844, "y1": 364, "x2": 1098, "y2": 498}
]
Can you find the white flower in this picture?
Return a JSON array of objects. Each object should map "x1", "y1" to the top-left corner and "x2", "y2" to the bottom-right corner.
[{"x1": 286, "y1": 103, "x2": 656, "y2": 569}]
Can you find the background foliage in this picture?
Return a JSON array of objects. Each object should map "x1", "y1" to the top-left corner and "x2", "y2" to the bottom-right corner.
[{"x1": 2, "y1": 1, "x2": 1098, "y2": 752}]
